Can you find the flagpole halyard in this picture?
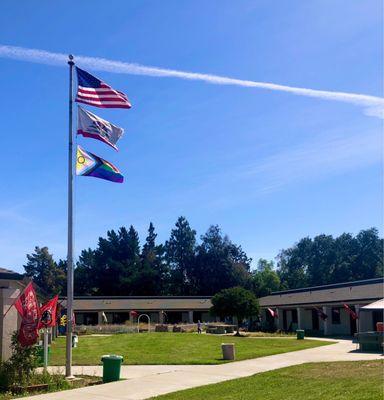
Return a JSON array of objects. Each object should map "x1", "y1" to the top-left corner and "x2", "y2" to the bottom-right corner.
[{"x1": 66, "y1": 54, "x2": 75, "y2": 378}]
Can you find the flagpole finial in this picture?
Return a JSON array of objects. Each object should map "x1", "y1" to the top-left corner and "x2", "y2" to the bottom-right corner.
[{"x1": 68, "y1": 54, "x2": 74, "y2": 66}]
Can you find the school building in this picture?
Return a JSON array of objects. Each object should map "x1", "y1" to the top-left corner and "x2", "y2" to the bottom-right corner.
[
  {"x1": 259, "y1": 277, "x2": 383, "y2": 335},
  {"x1": 0, "y1": 268, "x2": 29, "y2": 361},
  {"x1": 0, "y1": 266, "x2": 383, "y2": 361},
  {"x1": 63, "y1": 296, "x2": 214, "y2": 325}
]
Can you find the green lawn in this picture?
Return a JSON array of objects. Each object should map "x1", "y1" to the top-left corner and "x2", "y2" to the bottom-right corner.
[
  {"x1": 151, "y1": 361, "x2": 384, "y2": 400},
  {"x1": 49, "y1": 333, "x2": 331, "y2": 365}
]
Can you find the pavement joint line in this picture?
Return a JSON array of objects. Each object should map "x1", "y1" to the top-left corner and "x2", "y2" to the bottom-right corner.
[{"x1": 27, "y1": 338, "x2": 382, "y2": 400}]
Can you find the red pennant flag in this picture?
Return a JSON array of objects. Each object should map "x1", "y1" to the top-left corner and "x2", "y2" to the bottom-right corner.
[
  {"x1": 38, "y1": 295, "x2": 59, "y2": 329},
  {"x1": 130, "y1": 310, "x2": 138, "y2": 317},
  {"x1": 343, "y1": 304, "x2": 358, "y2": 320},
  {"x1": 315, "y1": 307, "x2": 328, "y2": 321},
  {"x1": 268, "y1": 308, "x2": 277, "y2": 318},
  {"x1": 14, "y1": 282, "x2": 40, "y2": 346}
]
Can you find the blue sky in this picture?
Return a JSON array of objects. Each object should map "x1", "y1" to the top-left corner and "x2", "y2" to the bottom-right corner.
[{"x1": 0, "y1": 1, "x2": 382, "y2": 272}]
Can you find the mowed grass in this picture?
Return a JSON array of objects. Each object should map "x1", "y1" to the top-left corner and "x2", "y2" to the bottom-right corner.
[
  {"x1": 151, "y1": 361, "x2": 384, "y2": 400},
  {"x1": 49, "y1": 333, "x2": 331, "y2": 365}
]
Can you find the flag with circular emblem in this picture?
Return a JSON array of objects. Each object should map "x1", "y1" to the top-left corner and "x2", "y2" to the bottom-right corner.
[{"x1": 76, "y1": 145, "x2": 124, "y2": 183}]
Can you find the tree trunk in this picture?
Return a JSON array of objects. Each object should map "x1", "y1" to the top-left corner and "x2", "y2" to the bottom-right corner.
[{"x1": 235, "y1": 322, "x2": 241, "y2": 336}]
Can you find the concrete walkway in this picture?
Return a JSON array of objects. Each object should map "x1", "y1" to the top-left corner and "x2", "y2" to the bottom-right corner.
[{"x1": 26, "y1": 339, "x2": 382, "y2": 400}]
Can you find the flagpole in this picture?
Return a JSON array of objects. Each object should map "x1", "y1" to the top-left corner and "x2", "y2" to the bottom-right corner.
[{"x1": 66, "y1": 54, "x2": 75, "y2": 378}]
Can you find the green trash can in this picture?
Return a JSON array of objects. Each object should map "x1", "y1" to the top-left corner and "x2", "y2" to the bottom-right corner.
[
  {"x1": 101, "y1": 355, "x2": 124, "y2": 383},
  {"x1": 296, "y1": 329, "x2": 305, "y2": 340}
]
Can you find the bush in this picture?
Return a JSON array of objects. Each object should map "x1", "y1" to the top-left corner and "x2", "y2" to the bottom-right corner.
[{"x1": 2, "y1": 332, "x2": 39, "y2": 388}]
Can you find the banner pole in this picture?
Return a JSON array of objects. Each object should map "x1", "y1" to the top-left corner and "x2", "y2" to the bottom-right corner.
[
  {"x1": 43, "y1": 328, "x2": 49, "y2": 370},
  {"x1": 66, "y1": 54, "x2": 75, "y2": 378}
]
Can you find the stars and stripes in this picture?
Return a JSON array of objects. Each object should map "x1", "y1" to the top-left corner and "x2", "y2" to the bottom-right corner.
[{"x1": 75, "y1": 67, "x2": 131, "y2": 109}]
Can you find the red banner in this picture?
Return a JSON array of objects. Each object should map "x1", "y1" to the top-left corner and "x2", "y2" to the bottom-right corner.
[
  {"x1": 343, "y1": 304, "x2": 358, "y2": 320},
  {"x1": 14, "y1": 282, "x2": 40, "y2": 346},
  {"x1": 267, "y1": 308, "x2": 277, "y2": 318},
  {"x1": 38, "y1": 295, "x2": 59, "y2": 329}
]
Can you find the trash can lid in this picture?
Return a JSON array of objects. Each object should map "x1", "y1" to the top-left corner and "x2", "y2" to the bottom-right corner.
[{"x1": 101, "y1": 354, "x2": 124, "y2": 361}]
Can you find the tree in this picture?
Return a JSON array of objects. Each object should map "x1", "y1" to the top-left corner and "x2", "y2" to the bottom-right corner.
[
  {"x1": 165, "y1": 217, "x2": 197, "y2": 295},
  {"x1": 210, "y1": 287, "x2": 259, "y2": 335},
  {"x1": 277, "y1": 228, "x2": 383, "y2": 290},
  {"x1": 252, "y1": 259, "x2": 280, "y2": 297},
  {"x1": 191, "y1": 225, "x2": 252, "y2": 295},
  {"x1": 75, "y1": 248, "x2": 96, "y2": 295},
  {"x1": 354, "y1": 228, "x2": 384, "y2": 279},
  {"x1": 23, "y1": 246, "x2": 66, "y2": 296}
]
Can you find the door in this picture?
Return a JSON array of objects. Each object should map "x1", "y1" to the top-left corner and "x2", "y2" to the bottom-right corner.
[
  {"x1": 283, "y1": 310, "x2": 287, "y2": 331},
  {"x1": 350, "y1": 306, "x2": 357, "y2": 335},
  {"x1": 312, "y1": 309, "x2": 319, "y2": 331},
  {"x1": 372, "y1": 310, "x2": 383, "y2": 330}
]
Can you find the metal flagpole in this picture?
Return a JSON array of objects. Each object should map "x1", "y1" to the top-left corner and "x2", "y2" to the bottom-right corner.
[
  {"x1": 43, "y1": 328, "x2": 49, "y2": 370},
  {"x1": 66, "y1": 54, "x2": 75, "y2": 378}
]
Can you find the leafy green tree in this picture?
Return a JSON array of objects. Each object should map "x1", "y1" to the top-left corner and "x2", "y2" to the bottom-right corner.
[
  {"x1": 354, "y1": 228, "x2": 384, "y2": 279},
  {"x1": 277, "y1": 228, "x2": 383, "y2": 289},
  {"x1": 252, "y1": 259, "x2": 280, "y2": 297},
  {"x1": 191, "y1": 225, "x2": 252, "y2": 295},
  {"x1": 23, "y1": 246, "x2": 66, "y2": 296},
  {"x1": 277, "y1": 237, "x2": 311, "y2": 289},
  {"x1": 165, "y1": 217, "x2": 197, "y2": 295},
  {"x1": 211, "y1": 287, "x2": 259, "y2": 335}
]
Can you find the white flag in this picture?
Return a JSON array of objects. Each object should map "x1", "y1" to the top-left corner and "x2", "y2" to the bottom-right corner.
[{"x1": 77, "y1": 106, "x2": 124, "y2": 150}]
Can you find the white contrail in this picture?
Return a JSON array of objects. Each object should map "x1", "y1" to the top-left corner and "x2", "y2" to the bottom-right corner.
[{"x1": 1, "y1": 44, "x2": 383, "y2": 118}]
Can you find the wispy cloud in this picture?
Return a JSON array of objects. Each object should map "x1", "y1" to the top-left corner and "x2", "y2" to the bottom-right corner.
[
  {"x1": 0, "y1": 205, "x2": 32, "y2": 224},
  {"x1": 0, "y1": 44, "x2": 383, "y2": 118},
  {"x1": 240, "y1": 130, "x2": 382, "y2": 194},
  {"x1": 178, "y1": 129, "x2": 382, "y2": 210}
]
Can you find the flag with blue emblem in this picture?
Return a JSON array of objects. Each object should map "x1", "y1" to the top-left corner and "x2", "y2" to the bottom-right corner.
[
  {"x1": 77, "y1": 106, "x2": 124, "y2": 151},
  {"x1": 75, "y1": 67, "x2": 131, "y2": 109}
]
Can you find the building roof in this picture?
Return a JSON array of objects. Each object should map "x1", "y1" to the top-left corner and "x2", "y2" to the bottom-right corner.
[
  {"x1": 361, "y1": 299, "x2": 384, "y2": 310},
  {"x1": 268, "y1": 278, "x2": 383, "y2": 296},
  {"x1": 0, "y1": 267, "x2": 24, "y2": 280},
  {"x1": 259, "y1": 277, "x2": 383, "y2": 308},
  {"x1": 61, "y1": 296, "x2": 213, "y2": 312}
]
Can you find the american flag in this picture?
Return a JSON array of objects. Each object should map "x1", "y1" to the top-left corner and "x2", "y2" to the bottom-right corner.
[{"x1": 75, "y1": 67, "x2": 131, "y2": 109}]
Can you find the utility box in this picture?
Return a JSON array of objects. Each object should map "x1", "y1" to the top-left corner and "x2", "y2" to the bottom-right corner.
[
  {"x1": 296, "y1": 330, "x2": 305, "y2": 340},
  {"x1": 221, "y1": 343, "x2": 235, "y2": 360},
  {"x1": 72, "y1": 334, "x2": 78, "y2": 348}
]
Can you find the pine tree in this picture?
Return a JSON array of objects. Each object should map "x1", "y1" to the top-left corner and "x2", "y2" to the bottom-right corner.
[
  {"x1": 23, "y1": 246, "x2": 66, "y2": 296},
  {"x1": 165, "y1": 217, "x2": 196, "y2": 295}
]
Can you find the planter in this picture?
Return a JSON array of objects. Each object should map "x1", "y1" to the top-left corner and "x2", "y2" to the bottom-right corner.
[
  {"x1": 155, "y1": 324, "x2": 169, "y2": 332},
  {"x1": 12, "y1": 383, "x2": 49, "y2": 394}
]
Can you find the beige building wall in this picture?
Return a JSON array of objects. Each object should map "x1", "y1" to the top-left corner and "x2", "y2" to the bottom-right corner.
[{"x1": 0, "y1": 286, "x2": 22, "y2": 361}]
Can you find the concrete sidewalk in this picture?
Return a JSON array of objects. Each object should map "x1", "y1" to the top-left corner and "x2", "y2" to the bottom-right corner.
[{"x1": 26, "y1": 339, "x2": 382, "y2": 400}]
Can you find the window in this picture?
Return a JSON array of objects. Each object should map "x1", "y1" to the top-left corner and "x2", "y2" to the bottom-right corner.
[
  {"x1": 332, "y1": 307, "x2": 341, "y2": 324},
  {"x1": 291, "y1": 309, "x2": 298, "y2": 324}
]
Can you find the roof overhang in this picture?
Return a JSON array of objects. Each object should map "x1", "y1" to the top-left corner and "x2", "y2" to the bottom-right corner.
[{"x1": 361, "y1": 299, "x2": 384, "y2": 310}]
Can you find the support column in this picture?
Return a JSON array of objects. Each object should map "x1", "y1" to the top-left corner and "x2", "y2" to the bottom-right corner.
[
  {"x1": 355, "y1": 304, "x2": 360, "y2": 333},
  {"x1": 297, "y1": 307, "x2": 302, "y2": 330},
  {"x1": 159, "y1": 311, "x2": 164, "y2": 324},
  {"x1": 97, "y1": 311, "x2": 104, "y2": 325},
  {"x1": 188, "y1": 311, "x2": 194, "y2": 324},
  {"x1": 277, "y1": 308, "x2": 284, "y2": 330},
  {"x1": 323, "y1": 306, "x2": 330, "y2": 335}
]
